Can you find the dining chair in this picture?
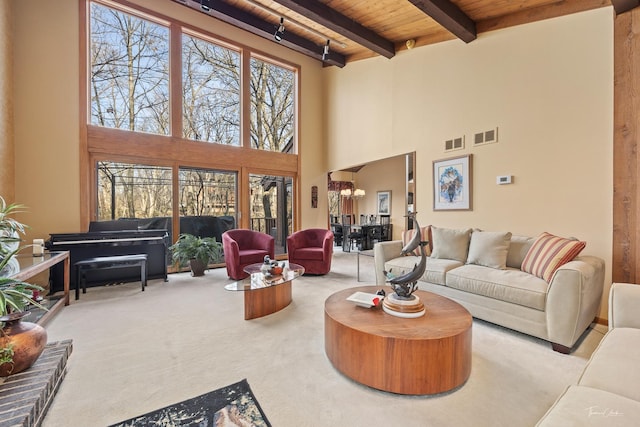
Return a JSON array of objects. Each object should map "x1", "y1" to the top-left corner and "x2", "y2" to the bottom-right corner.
[
  {"x1": 331, "y1": 223, "x2": 343, "y2": 246},
  {"x1": 341, "y1": 214, "x2": 361, "y2": 252},
  {"x1": 379, "y1": 215, "x2": 391, "y2": 241}
]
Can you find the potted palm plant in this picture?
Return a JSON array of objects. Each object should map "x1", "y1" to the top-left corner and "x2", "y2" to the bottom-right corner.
[
  {"x1": 170, "y1": 233, "x2": 223, "y2": 277},
  {"x1": 0, "y1": 196, "x2": 48, "y2": 376},
  {"x1": 0, "y1": 196, "x2": 27, "y2": 262},
  {"x1": 0, "y1": 248, "x2": 48, "y2": 377}
]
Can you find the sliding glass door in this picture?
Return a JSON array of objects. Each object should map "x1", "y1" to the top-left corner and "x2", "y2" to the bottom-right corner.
[
  {"x1": 249, "y1": 174, "x2": 293, "y2": 255},
  {"x1": 178, "y1": 167, "x2": 237, "y2": 243}
]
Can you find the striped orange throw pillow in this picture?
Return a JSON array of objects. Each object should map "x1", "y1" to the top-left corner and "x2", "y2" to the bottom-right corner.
[
  {"x1": 521, "y1": 232, "x2": 586, "y2": 282},
  {"x1": 401, "y1": 226, "x2": 431, "y2": 256}
]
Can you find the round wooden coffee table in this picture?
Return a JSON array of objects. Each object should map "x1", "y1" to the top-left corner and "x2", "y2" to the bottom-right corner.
[{"x1": 324, "y1": 286, "x2": 472, "y2": 395}]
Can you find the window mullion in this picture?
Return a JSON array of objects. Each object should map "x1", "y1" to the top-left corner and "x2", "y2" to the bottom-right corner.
[
  {"x1": 241, "y1": 49, "x2": 251, "y2": 149},
  {"x1": 170, "y1": 23, "x2": 182, "y2": 139}
]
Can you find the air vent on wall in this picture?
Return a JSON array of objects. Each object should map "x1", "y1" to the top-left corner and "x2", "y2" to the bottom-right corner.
[
  {"x1": 444, "y1": 136, "x2": 465, "y2": 152},
  {"x1": 474, "y1": 127, "x2": 499, "y2": 146}
]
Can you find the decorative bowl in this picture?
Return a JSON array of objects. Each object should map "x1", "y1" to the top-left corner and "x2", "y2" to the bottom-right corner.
[
  {"x1": 346, "y1": 291, "x2": 383, "y2": 308},
  {"x1": 269, "y1": 265, "x2": 283, "y2": 275}
]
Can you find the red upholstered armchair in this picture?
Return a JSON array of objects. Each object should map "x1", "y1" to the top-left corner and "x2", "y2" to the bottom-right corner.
[
  {"x1": 286, "y1": 228, "x2": 334, "y2": 275},
  {"x1": 222, "y1": 229, "x2": 275, "y2": 280}
]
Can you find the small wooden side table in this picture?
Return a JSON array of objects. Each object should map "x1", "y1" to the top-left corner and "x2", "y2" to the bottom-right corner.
[{"x1": 10, "y1": 251, "x2": 70, "y2": 326}]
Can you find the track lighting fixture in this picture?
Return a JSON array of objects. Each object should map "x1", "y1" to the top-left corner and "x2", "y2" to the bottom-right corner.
[
  {"x1": 200, "y1": 0, "x2": 211, "y2": 12},
  {"x1": 274, "y1": 17, "x2": 285, "y2": 42},
  {"x1": 322, "y1": 40, "x2": 330, "y2": 61}
]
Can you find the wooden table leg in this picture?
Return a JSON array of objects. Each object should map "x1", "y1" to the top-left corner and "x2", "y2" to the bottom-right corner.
[
  {"x1": 63, "y1": 253, "x2": 70, "y2": 306},
  {"x1": 244, "y1": 280, "x2": 292, "y2": 320}
]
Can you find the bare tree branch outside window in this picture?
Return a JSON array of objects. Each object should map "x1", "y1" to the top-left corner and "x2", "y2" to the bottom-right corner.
[
  {"x1": 97, "y1": 162, "x2": 173, "y2": 220},
  {"x1": 182, "y1": 34, "x2": 240, "y2": 145},
  {"x1": 90, "y1": 2, "x2": 170, "y2": 135},
  {"x1": 250, "y1": 58, "x2": 295, "y2": 152},
  {"x1": 179, "y1": 168, "x2": 237, "y2": 217}
]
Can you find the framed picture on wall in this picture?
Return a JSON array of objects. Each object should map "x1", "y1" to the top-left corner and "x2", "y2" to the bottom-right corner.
[
  {"x1": 433, "y1": 154, "x2": 472, "y2": 211},
  {"x1": 377, "y1": 191, "x2": 391, "y2": 215}
]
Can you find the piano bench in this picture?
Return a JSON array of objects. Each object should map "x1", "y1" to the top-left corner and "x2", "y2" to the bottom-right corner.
[{"x1": 74, "y1": 254, "x2": 148, "y2": 300}]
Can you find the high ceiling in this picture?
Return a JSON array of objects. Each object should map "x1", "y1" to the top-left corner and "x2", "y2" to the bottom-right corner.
[{"x1": 172, "y1": 0, "x2": 627, "y2": 67}]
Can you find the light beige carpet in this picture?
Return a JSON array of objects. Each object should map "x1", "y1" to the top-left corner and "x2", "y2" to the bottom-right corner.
[{"x1": 42, "y1": 249, "x2": 605, "y2": 427}]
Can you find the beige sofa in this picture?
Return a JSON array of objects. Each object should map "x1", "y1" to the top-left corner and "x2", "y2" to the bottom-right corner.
[
  {"x1": 536, "y1": 283, "x2": 640, "y2": 425},
  {"x1": 374, "y1": 227, "x2": 605, "y2": 353}
]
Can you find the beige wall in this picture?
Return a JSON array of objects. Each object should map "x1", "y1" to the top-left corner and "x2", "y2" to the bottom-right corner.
[
  {"x1": 11, "y1": 0, "x2": 326, "y2": 239},
  {"x1": 13, "y1": 0, "x2": 81, "y2": 239},
  {"x1": 0, "y1": 0, "x2": 13, "y2": 201},
  {"x1": 324, "y1": 8, "x2": 614, "y2": 319}
]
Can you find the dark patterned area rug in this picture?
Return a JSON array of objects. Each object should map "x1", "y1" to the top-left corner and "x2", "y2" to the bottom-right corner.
[{"x1": 109, "y1": 379, "x2": 271, "y2": 427}]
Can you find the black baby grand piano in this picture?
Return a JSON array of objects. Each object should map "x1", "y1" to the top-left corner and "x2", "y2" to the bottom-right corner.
[{"x1": 46, "y1": 221, "x2": 169, "y2": 293}]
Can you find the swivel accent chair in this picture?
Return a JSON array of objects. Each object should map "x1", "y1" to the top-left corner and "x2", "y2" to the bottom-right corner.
[
  {"x1": 222, "y1": 229, "x2": 275, "y2": 280},
  {"x1": 286, "y1": 228, "x2": 333, "y2": 275}
]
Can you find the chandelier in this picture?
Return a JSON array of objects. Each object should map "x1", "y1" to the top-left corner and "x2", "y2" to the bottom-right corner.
[{"x1": 340, "y1": 188, "x2": 365, "y2": 199}]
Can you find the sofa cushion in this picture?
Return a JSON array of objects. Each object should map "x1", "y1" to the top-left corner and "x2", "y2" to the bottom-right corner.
[
  {"x1": 521, "y1": 232, "x2": 586, "y2": 282},
  {"x1": 506, "y1": 235, "x2": 535, "y2": 269},
  {"x1": 430, "y1": 226, "x2": 472, "y2": 262},
  {"x1": 401, "y1": 226, "x2": 431, "y2": 256},
  {"x1": 578, "y1": 328, "x2": 640, "y2": 402},
  {"x1": 446, "y1": 264, "x2": 549, "y2": 310},
  {"x1": 384, "y1": 256, "x2": 462, "y2": 286},
  {"x1": 466, "y1": 231, "x2": 512, "y2": 269},
  {"x1": 536, "y1": 385, "x2": 640, "y2": 426}
]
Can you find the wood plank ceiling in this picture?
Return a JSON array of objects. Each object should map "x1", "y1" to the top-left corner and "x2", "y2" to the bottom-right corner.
[{"x1": 173, "y1": 0, "x2": 616, "y2": 67}]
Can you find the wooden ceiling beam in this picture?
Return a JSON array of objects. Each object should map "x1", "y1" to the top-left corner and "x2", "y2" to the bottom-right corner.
[
  {"x1": 611, "y1": 0, "x2": 640, "y2": 14},
  {"x1": 172, "y1": 0, "x2": 346, "y2": 67},
  {"x1": 407, "y1": 0, "x2": 477, "y2": 43},
  {"x1": 269, "y1": 0, "x2": 396, "y2": 59}
]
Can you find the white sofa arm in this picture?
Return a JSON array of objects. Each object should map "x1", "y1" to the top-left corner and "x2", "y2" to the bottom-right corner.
[
  {"x1": 609, "y1": 282, "x2": 640, "y2": 330},
  {"x1": 373, "y1": 240, "x2": 403, "y2": 285},
  {"x1": 546, "y1": 255, "x2": 605, "y2": 349}
]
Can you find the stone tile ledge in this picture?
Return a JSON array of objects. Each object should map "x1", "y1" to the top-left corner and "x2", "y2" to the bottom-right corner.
[{"x1": 0, "y1": 340, "x2": 73, "y2": 427}]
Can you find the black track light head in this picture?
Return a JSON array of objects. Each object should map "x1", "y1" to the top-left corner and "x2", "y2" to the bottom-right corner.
[
  {"x1": 274, "y1": 17, "x2": 285, "y2": 42},
  {"x1": 322, "y1": 40, "x2": 330, "y2": 61}
]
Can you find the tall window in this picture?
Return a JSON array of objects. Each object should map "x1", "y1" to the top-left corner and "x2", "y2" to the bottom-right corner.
[
  {"x1": 97, "y1": 162, "x2": 172, "y2": 220},
  {"x1": 250, "y1": 57, "x2": 295, "y2": 152},
  {"x1": 89, "y1": 2, "x2": 170, "y2": 135},
  {"x1": 179, "y1": 168, "x2": 237, "y2": 218},
  {"x1": 249, "y1": 174, "x2": 293, "y2": 255},
  {"x1": 86, "y1": 1, "x2": 299, "y2": 244},
  {"x1": 182, "y1": 34, "x2": 241, "y2": 145}
]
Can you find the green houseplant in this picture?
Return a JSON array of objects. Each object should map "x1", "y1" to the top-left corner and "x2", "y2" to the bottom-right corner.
[
  {"x1": 0, "y1": 252, "x2": 48, "y2": 376},
  {"x1": 0, "y1": 248, "x2": 46, "y2": 315},
  {"x1": 0, "y1": 196, "x2": 27, "y2": 260},
  {"x1": 0, "y1": 197, "x2": 48, "y2": 376},
  {"x1": 170, "y1": 233, "x2": 223, "y2": 277}
]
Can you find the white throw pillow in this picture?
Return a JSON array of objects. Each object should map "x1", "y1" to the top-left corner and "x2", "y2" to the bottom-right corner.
[
  {"x1": 466, "y1": 231, "x2": 512, "y2": 269},
  {"x1": 430, "y1": 226, "x2": 472, "y2": 262}
]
